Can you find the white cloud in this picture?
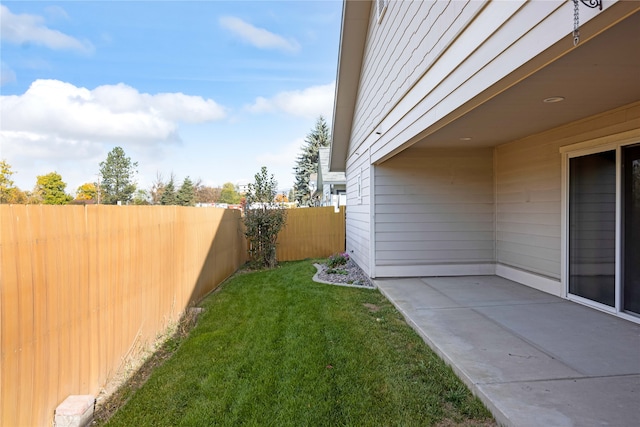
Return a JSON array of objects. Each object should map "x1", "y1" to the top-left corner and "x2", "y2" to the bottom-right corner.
[
  {"x1": 247, "y1": 82, "x2": 335, "y2": 119},
  {"x1": 0, "y1": 79, "x2": 227, "y2": 162},
  {"x1": 219, "y1": 16, "x2": 300, "y2": 53},
  {"x1": 0, "y1": 5, "x2": 94, "y2": 54},
  {"x1": 1, "y1": 131, "x2": 101, "y2": 160},
  {"x1": 0, "y1": 62, "x2": 16, "y2": 86}
]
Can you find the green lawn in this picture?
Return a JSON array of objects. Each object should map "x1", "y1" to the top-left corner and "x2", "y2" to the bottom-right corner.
[{"x1": 103, "y1": 261, "x2": 494, "y2": 426}]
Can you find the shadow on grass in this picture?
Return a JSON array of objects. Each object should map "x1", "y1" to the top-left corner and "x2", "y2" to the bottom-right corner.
[
  {"x1": 92, "y1": 262, "x2": 281, "y2": 425},
  {"x1": 92, "y1": 303, "x2": 201, "y2": 425}
]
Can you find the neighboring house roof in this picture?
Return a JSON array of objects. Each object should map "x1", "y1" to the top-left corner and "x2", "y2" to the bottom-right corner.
[
  {"x1": 329, "y1": 0, "x2": 371, "y2": 173},
  {"x1": 318, "y1": 147, "x2": 346, "y2": 185}
]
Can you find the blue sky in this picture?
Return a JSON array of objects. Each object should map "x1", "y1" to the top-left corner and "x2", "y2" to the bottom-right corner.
[{"x1": 0, "y1": 1, "x2": 342, "y2": 194}]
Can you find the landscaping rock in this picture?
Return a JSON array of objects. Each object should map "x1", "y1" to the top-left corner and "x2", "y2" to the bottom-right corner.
[{"x1": 313, "y1": 259, "x2": 375, "y2": 288}]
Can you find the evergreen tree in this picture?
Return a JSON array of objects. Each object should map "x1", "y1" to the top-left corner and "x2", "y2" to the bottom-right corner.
[
  {"x1": 176, "y1": 177, "x2": 196, "y2": 206},
  {"x1": 99, "y1": 146, "x2": 138, "y2": 204},
  {"x1": 293, "y1": 116, "x2": 330, "y2": 206},
  {"x1": 160, "y1": 177, "x2": 177, "y2": 205}
]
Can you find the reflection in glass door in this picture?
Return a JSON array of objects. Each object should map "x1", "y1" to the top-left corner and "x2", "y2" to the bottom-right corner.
[
  {"x1": 569, "y1": 151, "x2": 616, "y2": 307},
  {"x1": 623, "y1": 145, "x2": 640, "y2": 315}
]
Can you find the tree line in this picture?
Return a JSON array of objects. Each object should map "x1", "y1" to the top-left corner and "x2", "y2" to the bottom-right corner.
[
  {"x1": 1, "y1": 115, "x2": 330, "y2": 207},
  {"x1": 0, "y1": 148, "x2": 245, "y2": 206}
]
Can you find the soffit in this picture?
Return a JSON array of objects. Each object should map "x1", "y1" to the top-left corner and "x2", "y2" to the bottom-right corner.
[{"x1": 412, "y1": 9, "x2": 640, "y2": 149}]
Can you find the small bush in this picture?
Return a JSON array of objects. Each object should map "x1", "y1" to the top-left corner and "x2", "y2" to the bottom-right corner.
[
  {"x1": 326, "y1": 251, "x2": 349, "y2": 268},
  {"x1": 244, "y1": 208, "x2": 286, "y2": 269},
  {"x1": 243, "y1": 167, "x2": 287, "y2": 269}
]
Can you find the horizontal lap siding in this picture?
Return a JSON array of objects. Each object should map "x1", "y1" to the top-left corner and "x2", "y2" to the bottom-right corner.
[
  {"x1": 350, "y1": 0, "x2": 479, "y2": 157},
  {"x1": 345, "y1": 151, "x2": 371, "y2": 275},
  {"x1": 345, "y1": 0, "x2": 483, "y2": 273},
  {"x1": 496, "y1": 139, "x2": 562, "y2": 278},
  {"x1": 374, "y1": 148, "x2": 494, "y2": 266},
  {"x1": 495, "y1": 102, "x2": 640, "y2": 280}
]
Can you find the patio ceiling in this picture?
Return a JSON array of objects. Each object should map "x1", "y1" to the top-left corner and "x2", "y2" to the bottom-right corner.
[{"x1": 412, "y1": 9, "x2": 640, "y2": 149}]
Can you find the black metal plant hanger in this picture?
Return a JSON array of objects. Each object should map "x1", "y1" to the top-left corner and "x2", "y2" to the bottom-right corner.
[{"x1": 573, "y1": 0, "x2": 603, "y2": 46}]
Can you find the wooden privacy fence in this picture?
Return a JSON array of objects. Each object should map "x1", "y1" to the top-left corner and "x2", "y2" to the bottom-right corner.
[
  {"x1": 276, "y1": 206, "x2": 346, "y2": 261},
  {"x1": 0, "y1": 205, "x2": 246, "y2": 427},
  {"x1": 0, "y1": 205, "x2": 345, "y2": 426}
]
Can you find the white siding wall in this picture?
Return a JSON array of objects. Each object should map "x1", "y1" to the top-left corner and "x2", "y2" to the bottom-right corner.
[
  {"x1": 341, "y1": 0, "x2": 632, "y2": 282},
  {"x1": 344, "y1": 0, "x2": 486, "y2": 276},
  {"x1": 349, "y1": 1, "x2": 613, "y2": 166},
  {"x1": 350, "y1": 0, "x2": 483, "y2": 158},
  {"x1": 375, "y1": 147, "x2": 494, "y2": 274},
  {"x1": 345, "y1": 150, "x2": 372, "y2": 275},
  {"x1": 495, "y1": 102, "x2": 640, "y2": 282},
  {"x1": 495, "y1": 139, "x2": 562, "y2": 279}
]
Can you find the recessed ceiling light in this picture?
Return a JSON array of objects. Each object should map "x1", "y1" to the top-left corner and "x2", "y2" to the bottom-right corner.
[
  {"x1": 543, "y1": 96, "x2": 565, "y2": 103},
  {"x1": 459, "y1": 137, "x2": 472, "y2": 141}
]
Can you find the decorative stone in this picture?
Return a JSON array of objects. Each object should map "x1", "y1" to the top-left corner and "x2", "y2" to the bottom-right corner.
[{"x1": 54, "y1": 395, "x2": 95, "y2": 427}]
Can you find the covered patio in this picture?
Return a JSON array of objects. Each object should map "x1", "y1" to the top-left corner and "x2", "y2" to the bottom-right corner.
[{"x1": 375, "y1": 276, "x2": 640, "y2": 427}]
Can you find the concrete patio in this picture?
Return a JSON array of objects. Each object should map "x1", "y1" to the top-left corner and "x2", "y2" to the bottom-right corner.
[{"x1": 375, "y1": 275, "x2": 640, "y2": 427}]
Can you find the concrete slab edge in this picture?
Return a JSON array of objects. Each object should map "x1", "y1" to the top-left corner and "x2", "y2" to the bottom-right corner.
[{"x1": 375, "y1": 284, "x2": 511, "y2": 427}]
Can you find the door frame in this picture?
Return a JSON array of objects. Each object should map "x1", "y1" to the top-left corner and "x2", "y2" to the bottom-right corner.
[{"x1": 560, "y1": 129, "x2": 640, "y2": 324}]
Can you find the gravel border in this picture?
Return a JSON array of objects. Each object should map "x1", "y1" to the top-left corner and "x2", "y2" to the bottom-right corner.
[{"x1": 312, "y1": 259, "x2": 375, "y2": 289}]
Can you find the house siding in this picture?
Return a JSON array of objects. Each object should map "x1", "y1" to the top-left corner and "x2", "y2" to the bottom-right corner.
[
  {"x1": 342, "y1": 0, "x2": 568, "y2": 276},
  {"x1": 374, "y1": 147, "x2": 495, "y2": 269},
  {"x1": 337, "y1": 0, "x2": 638, "y2": 291},
  {"x1": 362, "y1": 1, "x2": 612, "y2": 165},
  {"x1": 495, "y1": 102, "x2": 640, "y2": 281},
  {"x1": 495, "y1": 139, "x2": 562, "y2": 279},
  {"x1": 367, "y1": 102, "x2": 640, "y2": 281},
  {"x1": 349, "y1": 0, "x2": 483, "y2": 159},
  {"x1": 345, "y1": 150, "x2": 372, "y2": 275}
]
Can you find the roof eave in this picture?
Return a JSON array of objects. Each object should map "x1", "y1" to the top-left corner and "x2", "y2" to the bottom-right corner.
[{"x1": 329, "y1": 0, "x2": 371, "y2": 173}]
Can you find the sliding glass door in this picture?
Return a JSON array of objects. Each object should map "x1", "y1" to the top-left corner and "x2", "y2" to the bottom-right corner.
[
  {"x1": 568, "y1": 144, "x2": 640, "y2": 317},
  {"x1": 569, "y1": 151, "x2": 616, "y2": 307}
]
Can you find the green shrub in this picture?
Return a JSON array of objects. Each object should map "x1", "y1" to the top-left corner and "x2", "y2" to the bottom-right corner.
[
  {"x1": 326, "y1": 251, "x2": 349, "y2": 268},
  {"x1": 243, "y1": 167, "x2": 287, "y2": 269}
]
